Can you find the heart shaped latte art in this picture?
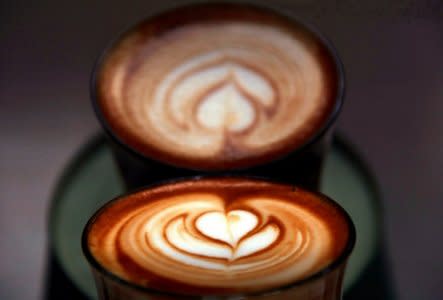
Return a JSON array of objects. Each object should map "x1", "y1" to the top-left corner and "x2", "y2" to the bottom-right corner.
[
  {"x1": 169, "y1": 210, "x2": 279, "y2": 262},
  {"x1": 86, "y1": 178, "x2": 353, "y2": 295},
  {"x1": 152, "y1": 55, "x2": 276, "y2": 134}
]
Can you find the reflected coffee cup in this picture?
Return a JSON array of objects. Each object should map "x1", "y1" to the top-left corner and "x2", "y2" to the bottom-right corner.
[
  {"x1": 91, "y1": 2, "x2": 345, "y2": 190},
  {"x1": 82, "y1": 176, "x2": 355, "y2": 299}
]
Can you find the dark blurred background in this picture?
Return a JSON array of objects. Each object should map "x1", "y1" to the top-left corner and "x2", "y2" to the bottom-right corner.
[{"x1": 0, "y1": 0, "x2": 442, "y2": 299}]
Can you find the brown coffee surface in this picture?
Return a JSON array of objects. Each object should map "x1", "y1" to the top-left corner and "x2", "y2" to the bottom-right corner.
[
  {"x1": 86, "y1": 177, "x2": 351, "y2": 295},
  {"x1": 95, "y1": 3, "x2": 339, "y2": 169}
]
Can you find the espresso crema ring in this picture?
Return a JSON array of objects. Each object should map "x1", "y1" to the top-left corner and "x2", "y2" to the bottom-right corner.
[
  {"x1": 96, "y1": 5, "x2": 339, "y2": 169},
  {"x1": 86, "y1": 178, "x2": 352, "y2": 295}
]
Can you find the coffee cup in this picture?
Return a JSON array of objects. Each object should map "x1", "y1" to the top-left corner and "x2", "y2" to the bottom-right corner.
[
  {"x1": 82, "y1": 176, "x2": 355, "y2": 299},
  {"x1": 91, "y1": 2, "x2": 345, "y2": 190}
]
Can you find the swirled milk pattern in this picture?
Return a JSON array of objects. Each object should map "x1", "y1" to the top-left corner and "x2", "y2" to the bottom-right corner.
[
  {"x1": 87, "y1": 179, "x2": 350, "y2": 295},
  {"x1": 98, "y1": 19, "x2": 336, "y2": 169}
]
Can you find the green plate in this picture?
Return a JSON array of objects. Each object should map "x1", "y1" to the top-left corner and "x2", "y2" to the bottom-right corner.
[{"x1": 49, "y1": 135, "x2": 379, "y2": 299}]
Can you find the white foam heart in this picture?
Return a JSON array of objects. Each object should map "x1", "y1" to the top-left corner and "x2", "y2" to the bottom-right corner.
[
  {"x1": 164, "y1": 209, "x2": 279, "y2": 263},
  {"x1": 186, "y1": 210, "x2": 280, "y2": 261},
  {"x1": 196, "y1": 83, "x2": 255, "y2": 131},
  {"x1": 157, "y1": 52, "x2": 275, "y2": 132},
  {"x1": 196, "y1": 210, "x2": 258, "y2": 247}
]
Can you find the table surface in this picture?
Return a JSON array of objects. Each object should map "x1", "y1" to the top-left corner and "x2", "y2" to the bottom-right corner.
[{"x1": 1, "y1": 1, "x2": 442, "y2": 300}]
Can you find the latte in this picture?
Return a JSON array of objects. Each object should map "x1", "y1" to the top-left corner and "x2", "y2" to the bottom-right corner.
[
  {"x1": 93, "y1": 3, "x2": 342, "y2": 170},
  {"x1": 84, "y1": 177, "x2": 354, "y2": 296}
]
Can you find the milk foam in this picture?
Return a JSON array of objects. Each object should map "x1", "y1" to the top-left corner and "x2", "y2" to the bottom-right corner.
[
  {"x1": 97, "y1": 14, "x2": 337, "y2": 169},
  {"x1": 87, "y1": 179, "x2": 351, "y2": 295},
  {"x1": 155, "y1": 52, "x2": 274, "y2": 134}
]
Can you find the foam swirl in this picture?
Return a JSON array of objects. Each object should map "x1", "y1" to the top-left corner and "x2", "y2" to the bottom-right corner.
[
  {"x1": 97, "y1": 13, "x2": 337, "y2": 169},
  {"x1": 87, "y1": 179, "x2": 350, "y2": 295}
]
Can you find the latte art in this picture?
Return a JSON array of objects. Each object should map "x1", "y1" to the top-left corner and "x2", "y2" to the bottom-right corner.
[
  {"x1": 151, "y1": 50, "x2": 279, "y2": 135},
  {"x1": 191, "y1": 210, "x2": 278, "y2": 261},
  {"x1": 96, "y1": 5, "x2": 339, "y2": 169},
  {"x1": 86, "y1": 178, "x2": 352, "y2": 295}
]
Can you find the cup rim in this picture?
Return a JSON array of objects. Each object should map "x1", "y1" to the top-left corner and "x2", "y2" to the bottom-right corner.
[
  {"x1": 81, "y1": 175, "x2": 356, "y2": 298},
  {"x1": 90, "y1": 1, "x2": 346, "y2": 172}
]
